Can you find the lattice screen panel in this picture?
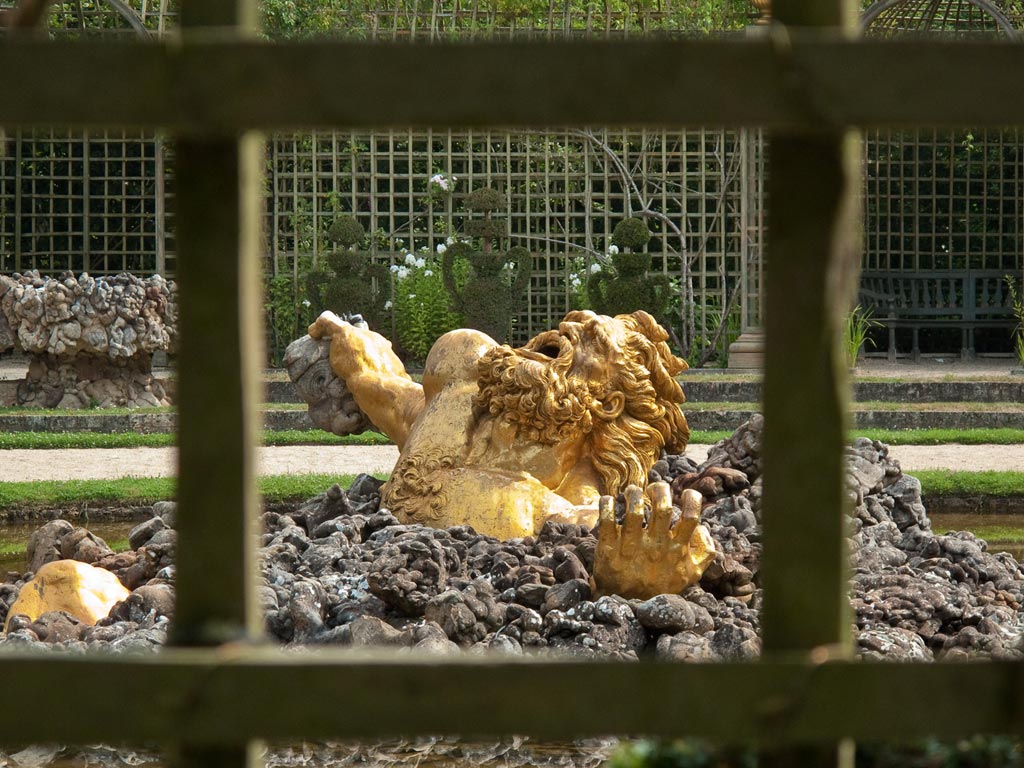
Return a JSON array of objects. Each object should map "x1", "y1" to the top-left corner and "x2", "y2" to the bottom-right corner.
[
  {"x1": 265, "y1": 0, "x2": 754, "y2": 41},
  {"x1": 862, "y1": 0, "x2": 1022, "y2": 37},
  {"x1": 864, "y1": 127, "x2": 1023, "y2": 274},
  {"x1": 1, "y1": 0, "x2": 758, "y2": 357},
  {"x1": 6, "y1": 129, "x2": 166, "y2": 276},
  {"x1": 49, "y1": 0, "x2": 176, "y2": 38},
  {"x1": 268, "y1": 126, "x2": 751, "y2": 346}
]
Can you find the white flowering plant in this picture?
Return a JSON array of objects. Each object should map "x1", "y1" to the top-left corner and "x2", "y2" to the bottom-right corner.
[
  {"x1": 565, "y1": 253, "x2": 607, "y2": 310},
  {"x1": 426, "y1": 172, "x2": 458, "y2": 205},
  {"x1": 390, "y1": 246, "x2": 468, "y2": 362}
]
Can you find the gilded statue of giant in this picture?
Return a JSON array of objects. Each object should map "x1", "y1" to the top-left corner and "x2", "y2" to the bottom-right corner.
[{"x1": 288, "y1": 309, "x2": 724, "y2": 599}]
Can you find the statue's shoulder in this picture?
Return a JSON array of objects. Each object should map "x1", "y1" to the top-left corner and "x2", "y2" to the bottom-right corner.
[{"x1": 423, "y1": 328, "x2": 498, "y2": 386}]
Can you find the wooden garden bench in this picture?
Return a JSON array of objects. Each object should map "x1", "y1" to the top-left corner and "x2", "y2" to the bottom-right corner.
[{"x1": 859, "y1": 269, "x2": 1017, "y2": 360}]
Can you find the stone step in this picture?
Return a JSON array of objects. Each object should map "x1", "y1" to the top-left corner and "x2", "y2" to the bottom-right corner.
[
  {"x1": 688, "y1": 409, "x2": 1024, "y2": 432},
  {"x1": 0, "y1": 409, "x2": 314, "y2": 434},
  {"x1": 266, "y1": 377, "x2": 1024, "y2": 405},
  {"x1": 0, "y1": 406, "x2": 1020, "y2": 434}
]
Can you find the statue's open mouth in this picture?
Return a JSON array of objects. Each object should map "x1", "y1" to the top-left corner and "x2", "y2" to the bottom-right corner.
[{"x1": 517, "y1": 329, "x2": 573, "y2": 364}]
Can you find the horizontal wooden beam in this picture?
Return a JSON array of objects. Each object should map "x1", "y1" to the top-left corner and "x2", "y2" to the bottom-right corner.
[
  {"x1": 0, "y1": 649, "x2": 1020, "y2": 745},
  {"x1": 1, "y1": 37, "x2": 1024, "y2": 130}
]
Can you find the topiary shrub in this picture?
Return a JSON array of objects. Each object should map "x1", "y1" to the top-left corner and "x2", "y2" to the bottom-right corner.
[
  {"x1": 588, "y1": 216, "x2": 672, "y2": 320},
  {"x1": 611, "y1": 216, "x2": 652, "y2": 252},
  {"x1": 441, "y1": 188, "x2": 531, "y2": 343},
  {"x1": 306, "y1": 214, "x2": 390, "y2": 330}
]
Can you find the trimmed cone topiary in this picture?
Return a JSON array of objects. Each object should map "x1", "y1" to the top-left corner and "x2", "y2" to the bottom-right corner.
[
  {"x1": 442, "y1": 187, "x2": 530, "y2": 342},
  {"x1": 589, "y1": 216, "x2": 672, "y2": 319},
  {"x1": 307, "y1": 214, "x2": 390, "y2": 329}
]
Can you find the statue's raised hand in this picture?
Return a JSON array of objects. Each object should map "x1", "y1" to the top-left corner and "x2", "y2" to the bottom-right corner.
[
  {"x1": 305, "y1": 310, "x2": 422, "y2": 447},
  {"x1": 592, "y1": 482, "x2": 716, "y2": 599},
  {"x1": 308, "y1": 310, "x2": 409, "y2": 381}
]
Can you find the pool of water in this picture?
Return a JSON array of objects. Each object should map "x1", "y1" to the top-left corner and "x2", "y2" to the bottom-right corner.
[
  {"x1": 928, "y1": 513, "x2": 1024, "y2": 561},
  {"x1": 0, "y1": 520, "x2": 136, "y2": 575}
]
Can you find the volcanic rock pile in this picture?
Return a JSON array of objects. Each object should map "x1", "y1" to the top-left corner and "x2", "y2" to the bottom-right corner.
[
  {"x1": 0, "y1": 270, "x2": 177, "y2": 408},
  {"x1": 2, "y1": 415, "x2": 1023, "y2": 660}
]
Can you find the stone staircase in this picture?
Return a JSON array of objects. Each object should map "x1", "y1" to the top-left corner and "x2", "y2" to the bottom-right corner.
[{"x1": 0, "y1": 373, "x2": 1020, "y2": 434}]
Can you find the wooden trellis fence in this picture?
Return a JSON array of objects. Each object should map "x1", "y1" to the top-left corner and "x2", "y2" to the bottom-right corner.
[
  {"x1": 2, "y1": 2, "x2": 1024, "y2": 768},
  {"x1": 269, "y1": 126, "x2": 754, "y2": 347},
  {"x1": 858, "y1": 0, "x2": 1024, "y2": 357},
  {"x1": 1, "y1": 0, "x2": 759, "y2": 357}
]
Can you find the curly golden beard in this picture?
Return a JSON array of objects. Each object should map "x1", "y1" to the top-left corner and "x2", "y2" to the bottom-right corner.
[
  {"x1": 473, "y1": 341, "x2": 595, "y2": 446},
  {"x1": 472, "y1": 311, "x2": 690, "y2": 498}
]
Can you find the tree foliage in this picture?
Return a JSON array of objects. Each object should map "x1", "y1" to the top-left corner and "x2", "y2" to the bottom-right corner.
[{"x1": 261, "y1": 0, "x2": 758, "y2": 39}]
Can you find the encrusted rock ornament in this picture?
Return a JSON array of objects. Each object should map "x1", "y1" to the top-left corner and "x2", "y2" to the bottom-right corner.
[
  {"x1": 0, "y1": 270, "x2": 177, "y2": 408},
  {"x1": 288, "y1": 308, "x2": 724, "y2": 599}
]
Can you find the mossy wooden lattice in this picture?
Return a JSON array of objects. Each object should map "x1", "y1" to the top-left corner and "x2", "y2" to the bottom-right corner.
[
  {"x1": 0, "y1": 1, "x2": 173, "y2": 277},
  {"x1": 3, "y1": 4, "x2": 1024, "y2": 768},
  {"x1": 859, "y1": 0, "x2": 1024, "y2": 357},
  {"x1": 0, "y1": 1, "x2": 756, "y2": 354}
]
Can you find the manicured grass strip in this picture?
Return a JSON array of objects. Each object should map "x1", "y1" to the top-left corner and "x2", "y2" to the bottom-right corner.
[
  {"x1": 0, "y1": 473, "x2": 390, "y2": 509},
  {"x1": 264, "y1": 430, "x2": 391, "y2": 446},
  {"x1": 962, "y1": 525, "x2": 1024, "y2": 544},
  {"x1": 4, "y1": 427, "x2": 1021, "y2": 451},
  {"x1": 689, "y1": 431, "x2": 732, "y2": 445},
  {"x1": 0, "y1": 540, "x2": 24, "y2": 557},
  {"x1": 688, "y1": 401, "x2": 1024, "y2": 413},
  {"x1": 916, "y1": 470, "x2": 1024, "y2": 498},
  {"x1": 0, "y1": 405, "x2": 174, "y2": 416},
  {"x1": 0, "y1": 429, "x2": 392, "y2": 450},
  {"x1": 0, "y1": 432, "x2": 176, "y2": 449},
  {"x1": 0, "y1": 477, "x2": 177, "y2": 507},
  {"x1": 852, "y1": 428, "x2": 1024, "y2": 445}
]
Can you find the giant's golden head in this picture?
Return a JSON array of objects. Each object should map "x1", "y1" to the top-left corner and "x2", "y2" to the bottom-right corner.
[{"x1": 474, "y1": 310, "x2": 689, "y2": 497}]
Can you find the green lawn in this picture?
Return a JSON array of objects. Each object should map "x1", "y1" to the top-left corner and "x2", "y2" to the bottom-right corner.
[
  {"x1": 7, "y1": 427, "x2": 1024, "y2": 450},
  {"x1": 0, "y1": 473, "x2": 390, "y2": 509},
  {"x1": 0, "y1": 469, "x2": 1019, "y2": 510},
  {"x1": 914, "y1": 470, "x2": 1024, "y2": 498},
  {"x1": 0, "y1": 429, "x2": 391, "y2": 450}
]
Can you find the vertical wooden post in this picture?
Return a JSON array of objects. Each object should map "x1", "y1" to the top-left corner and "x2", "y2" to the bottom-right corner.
[
  {"x1": 761, "y1": 0, "x2": 859, "y2": 765},
  {"x1": 170, "y1": 1, "x2": 262, "y2": 767}
]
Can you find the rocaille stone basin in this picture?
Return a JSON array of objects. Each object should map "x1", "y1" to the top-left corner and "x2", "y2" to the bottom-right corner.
[
  {"x1": 0, "y1": 271, "x2": 176, "y2": 408},
  {"x1": 2, "y1": 416, "x2": 1022, "y2": 663}
]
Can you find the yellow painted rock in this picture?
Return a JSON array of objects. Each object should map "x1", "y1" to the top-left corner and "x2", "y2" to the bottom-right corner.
[{"x1": 4, "y1": 560, "x2": 130, "y2": 631}]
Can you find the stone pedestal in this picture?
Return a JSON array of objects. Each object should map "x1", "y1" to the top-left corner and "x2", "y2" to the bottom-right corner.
[
  {"x1": 727, "y1": 328, "x2": 765, "y2": 369},
  {"x1": 17, "y1": 352, "x2": 170, "y2": 408},
  {"x1": 0, "y1": 271, "x2": 177, "y2": 408}
]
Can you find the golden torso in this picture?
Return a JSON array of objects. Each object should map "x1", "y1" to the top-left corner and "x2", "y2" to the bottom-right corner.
[{"x1": 380, "y1": 328, "x2": 594, "y2": 540}]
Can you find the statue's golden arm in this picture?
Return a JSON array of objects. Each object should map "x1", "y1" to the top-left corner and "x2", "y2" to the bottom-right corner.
[{"x1": 308, "y1": 312, "x2": 425, "y2": 450}]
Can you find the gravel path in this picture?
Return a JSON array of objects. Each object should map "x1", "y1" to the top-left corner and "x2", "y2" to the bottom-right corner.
[{"x1": 0, "y1": 443, "x2": 1020, "y2": 482}]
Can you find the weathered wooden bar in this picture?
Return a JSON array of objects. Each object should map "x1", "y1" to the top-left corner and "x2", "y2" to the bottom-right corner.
[
  {"x1": 169, "y1": 3, "x2": 262, "y2": 768},
  {"x1": 0, "y1": 652, "x2": 1020, "y2": 745},
  {"x1": 760, "y1": 2, "x2": 860, "y2": 766},
  {"x1": 2, "y1": 2, "x2": 1023, "y2": 766},
  {"x1": 0, "y1": 37, "x2": 1023, "y2": 130}
]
